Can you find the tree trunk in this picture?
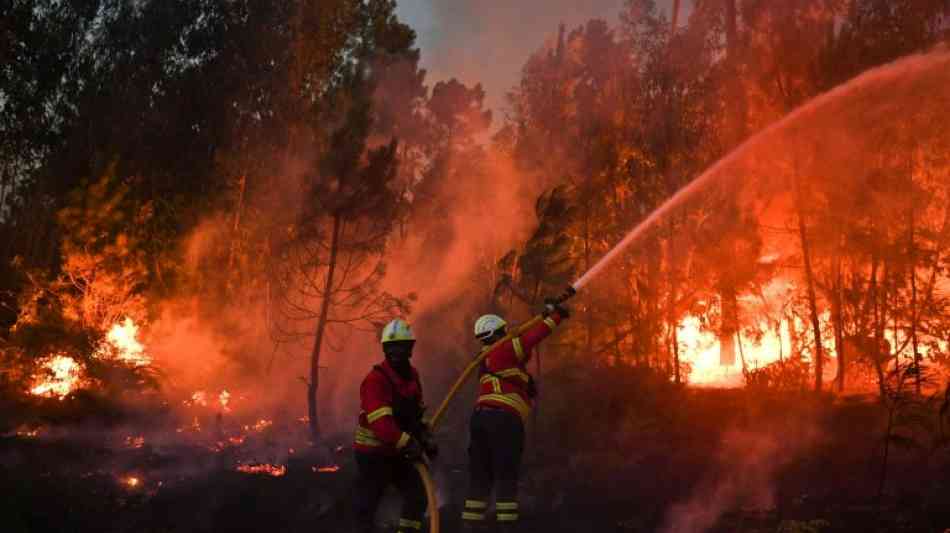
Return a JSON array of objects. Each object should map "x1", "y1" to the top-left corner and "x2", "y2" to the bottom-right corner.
[
  {"x1": 718, "y1": 0, "x2": 744, "y2": 368},
  {"x1": 737, "y1": 331, "x2": 747, "y2": 374},
  {"x1": 795, "y1": 179, "x2": 824, "y2": 393},
  {"x1": 584, "y1": 199, "x2": 594, "y2": 357},
  {"x1": 648, "y1": 236, "x2": 662, "y2": 368},
  {"x1": 909, "y1": 208, "x2": 921, "y2": 395},
  {"x1": 870, "y1": 255, "x2": 886, "y2": 400},
  {"x1": 227, "y1": 174, "x2": 247, "y2": 282},
  {"x1": 832, "y1": 256, "x2": 846, "y2": 392},
  {"x1": 671, "y1": 0, "x2": 682, "y2": 36},
  {"x1": 626, "y1": 268, "x2": 641, "y2": 365},
  {"x1": 308, "y1": 213, "x2": 342, "y2": 443},
  {"x1": 667, "y1": 220, "x2": 680, "y2": 384}
]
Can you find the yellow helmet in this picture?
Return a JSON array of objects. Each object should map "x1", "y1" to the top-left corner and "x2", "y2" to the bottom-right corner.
[
  {"x1": 474, "y1": 314, "x2": 507, "y2": 341},
  {"x1": 381, "y1": 318, "x2": 415, "y2": 344}
]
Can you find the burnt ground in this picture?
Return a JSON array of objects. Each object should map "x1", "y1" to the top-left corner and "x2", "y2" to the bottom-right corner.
[{"x1": 2, "y1": 384, "x2": 950, "y2": 533}]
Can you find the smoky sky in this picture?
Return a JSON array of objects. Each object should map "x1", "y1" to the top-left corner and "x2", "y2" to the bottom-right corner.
[{"x1": 396, "y1": 0, "x2": 680, "y2": 118}]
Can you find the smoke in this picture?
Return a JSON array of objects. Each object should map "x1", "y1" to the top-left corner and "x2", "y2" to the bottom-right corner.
[
  {"x1": 397, "y1": 1, "x2": 682, "y2": 114},
  {"x1": 660, "y1": 422, "x2": 822, "y2": 533}
]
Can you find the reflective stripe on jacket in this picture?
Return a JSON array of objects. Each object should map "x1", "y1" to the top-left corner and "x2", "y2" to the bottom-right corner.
[
  {"x1": 475, "y1": 313, "x2": 562, "y2": 421},
  {"x1": 354, "y1": 360, "x2": 423, "y2": 455}
]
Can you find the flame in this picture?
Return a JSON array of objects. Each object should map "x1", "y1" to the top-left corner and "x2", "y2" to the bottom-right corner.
[
  {"x1": 30, "y1": 355, "x2": 85, "y2": 399},
  {"x1": 189, "y1": 390, "x2": 208, "y2": 406},
  {"x1": 244, "y1": 419, "x2": 272, "y2": 432},
  {"x1": 236, "y1": 464, "x2": 286, "y2": 477},
  {"x1": 679, "y1": 315, "x2": 792, "y2": 387},
  {"x1": 14, "y1": 426, "x2": 41, "y2": 438},
  {"x1": 314, "y1": 465, "x2": 341, "y2": 473},
  {"x1": 123, "y1": 476, "x2": 141, "y2": 488},
  {"x1": 219, "y1": 390, "x2": 231, "y2": 412},
  {"x1": 102, "y1": 318, "x2": 150, "y2": 366}
]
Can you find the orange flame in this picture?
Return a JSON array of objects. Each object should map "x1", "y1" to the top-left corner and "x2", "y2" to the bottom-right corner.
[
  {"x1": 189, "y1": 390, "x2": 208, "y2": 407},
  {"x1": 30, "y1": 355, "x2": 84, "y2": 399},
  {"x1": 236, "y1": 464, "x2": 286, "y2": 477},
  {"x1": 219, "y1": 390, "x2": 231, "y2": 412},
  {"x1": 243, "y1": 419, "x2": 272, "y2": 432},
  {"x1": 102, "y1": 318, "x2": 150, "y2": 366}
]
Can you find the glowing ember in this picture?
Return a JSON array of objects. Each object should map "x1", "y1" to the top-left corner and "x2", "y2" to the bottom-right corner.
[
  {"x1": 102, "y1": 318, "x2": 150, "y2": 366},
  {"x1": 236, "y1": 464, "x2": 286, "y2": 477},
  {"x1": 189, "y1": 391, "x2": 208, "y2": 406},
  {"x1": 123, "y1": 476, "x2": 141, "y2": 488},
  {"x1": 15, "y1": 426, "x2": 41, "y2": 438},
  {"x1": 314, "y1": 465, "x2": 341, "y2": 473},
  {"x1": 228, "y1": 435, "x2": 246, "y2": 446},
  {"x1": 125, "y1": 436, "x2": 145, "y2": 449},
  {"x1": 219, "y1": 390, "x2": 231, "y2": 412},
  {"x1": 244, "y1": 419, "x2": 272, "y2": 432},
  {"x1": 30, "y1": 355, "x2": 84, "y2": 399},
  {"x1": 177, "y1": 416, "x2": 202, "y2": 434}
]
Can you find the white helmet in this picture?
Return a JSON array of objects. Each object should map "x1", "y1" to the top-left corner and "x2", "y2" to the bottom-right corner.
[
  {"x1": 474, "y1": 314, "x2": 507, "y2": 341},
  {"x1": 381, "y1": 318, "x2": 415, "y2": 344}
]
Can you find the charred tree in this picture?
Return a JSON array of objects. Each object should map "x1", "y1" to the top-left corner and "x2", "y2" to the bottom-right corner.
[
  {"x1": 831, "y1": 252, "x2": 846, "y2": 392},
  {"x1": 908, "y1": 207, "x2": 921, "y2": 395},
  {"x1": 794, "y1": 172, "x2": 825, "y2": 393},
  {"x1": 717, "y1": 0, "x2": 746, "y2": 367}
]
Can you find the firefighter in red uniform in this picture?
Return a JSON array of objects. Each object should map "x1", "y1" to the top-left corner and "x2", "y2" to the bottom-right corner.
[
  {"x1": 353, "y1": 318, "x2": 437, "y2": 533},
  {"x1": 460, "y1": 301, "x2": 569, "y2": 532}
]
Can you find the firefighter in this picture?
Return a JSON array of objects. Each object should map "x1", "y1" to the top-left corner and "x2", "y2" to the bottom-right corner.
[
  {"x1": 353, "y1": 318, "x2": 437, "y2": 533},
  {"x1": 461, "y1": 300, "x2": 570, "y2": 531}
]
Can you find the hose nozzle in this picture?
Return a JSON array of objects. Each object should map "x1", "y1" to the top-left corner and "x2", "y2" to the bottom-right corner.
[{"x1": 553, "y1": 286, "x2": 577, "y2": 304}]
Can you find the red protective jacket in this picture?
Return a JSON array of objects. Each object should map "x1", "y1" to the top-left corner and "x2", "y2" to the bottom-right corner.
[
  {"x1": 354, "y1": 360, "x2": 424, "y2": 455},
  {"x1": 474, "y1": 312, "x2": 563, "y2": 422}
]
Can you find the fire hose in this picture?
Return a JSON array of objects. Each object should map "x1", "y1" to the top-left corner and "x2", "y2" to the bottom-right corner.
[
  {"x1": 413, "y1": 460, "x2": 440, "y2": 533},
  {"x1": 414, "y1": 286, "x2": 577, "y2": 532}
]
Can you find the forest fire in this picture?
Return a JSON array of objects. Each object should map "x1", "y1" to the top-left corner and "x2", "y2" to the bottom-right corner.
[
  {"x1": 680, "y1": 316, "x2": 788, "y2": 387},
  {"x1": 29, "y1": 318, "x2": 151, "y2": 399},
  {"x1": 30, "y1": 355, "x2": 85, "y2": 399},
  {"x1": 3, "y1": 1, "x2": 950, "y2": 531}
]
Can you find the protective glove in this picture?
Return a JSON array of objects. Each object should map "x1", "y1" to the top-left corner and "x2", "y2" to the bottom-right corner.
[
  {"x1": 544, "y1": 297, "x2": 571, "y2": 319},
  {"x1": 401, "y1": 437, "x2": 425, "y2": 462},
  {"x1": 421, "y1": 436, "x2": 439, "y2": 459},
  {"x1": 417, "y1": 421, "x2": 439, "y2": 459}
]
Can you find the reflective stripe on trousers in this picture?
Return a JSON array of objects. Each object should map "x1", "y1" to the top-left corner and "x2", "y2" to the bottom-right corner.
[{"x1": 463, "y1": 407, "x2": 525, "y2": 524}]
